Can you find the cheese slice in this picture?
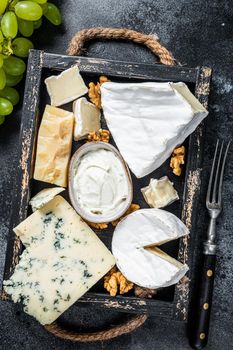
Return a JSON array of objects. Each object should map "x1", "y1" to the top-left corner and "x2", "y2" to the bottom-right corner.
[
  {"x1": 112, "y1": 209, "x2": 189, "y2": 288},
  {"x1": 45, "y1": 66, "x2": 88, "y2": 106},
  {"x1": 33, "y1": 105, "x2": 74, "y2": 187},
  {"x1": 29, "y1": 187, "x2": 65, "y2": 212},
  {"x1": 4, "y1": 196, "x2": 115, "y2": 325},
  {"x1": 101, "y1": 82, "x2": 208, "y2": 178},
  {"x1": 73, "y1": 97, "x2": 101, "y2": 141},
  {"x1": 141, "y1": 176, "x2": 179, "y2": 208}
]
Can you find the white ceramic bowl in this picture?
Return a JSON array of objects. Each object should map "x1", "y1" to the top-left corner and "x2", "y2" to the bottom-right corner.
[{"x1": 69, "y1": 142, "x2": 133, "y2": 223}]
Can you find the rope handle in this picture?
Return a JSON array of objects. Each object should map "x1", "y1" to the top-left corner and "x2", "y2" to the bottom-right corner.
[
  {"x1": 45, "y1": 27, "x2": 176, "y2": 342},
  {"x1": 67, "y1": 27, "x2": 176, "y2": 65},
  {"x1": 45, "y1": 314, "x2": 147, "y2": 342}
]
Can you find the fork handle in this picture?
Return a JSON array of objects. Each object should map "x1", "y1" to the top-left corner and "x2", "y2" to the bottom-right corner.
[{"x1": 189, "y1": 253, "x2": 216, "y2": 349}]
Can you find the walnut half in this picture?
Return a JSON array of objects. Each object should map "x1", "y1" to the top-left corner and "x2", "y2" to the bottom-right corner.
[
  {"x1": 87, "y1": 129, "x2": 110, "y2": 143},
  {"x1": 134, "y1": 285, "x2": 157, "y2": 299},
  {"x1": 104, "y1": 267, "x2": 134, "y2": 296},
  {"x1": 170, "y1": 146, "x2": 185, "y2": 176},
  {"x1": 86, "y1": 221, "x2": 108, "y2": 230},
  {"x1": 88, "y1": 75, "x2": 110, "y2": 109}
]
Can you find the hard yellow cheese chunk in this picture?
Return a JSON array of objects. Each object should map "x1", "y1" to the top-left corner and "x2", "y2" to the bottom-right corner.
[
  {"x1": 33, "y1": 105, "x2": 74, "y2": 187},
  {"x1": 4, "y1": 196, "x2": 115, "y2": 325}
]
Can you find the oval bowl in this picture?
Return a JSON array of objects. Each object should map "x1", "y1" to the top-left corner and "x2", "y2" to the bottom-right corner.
[{"x1": 69, "y1": 141, "x2": 133, "y2": 223}]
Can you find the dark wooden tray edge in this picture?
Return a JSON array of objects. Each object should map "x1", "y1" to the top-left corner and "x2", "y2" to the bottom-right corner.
[{"x1": 0, "y1": 50, "x2": 212, "y2": 322}]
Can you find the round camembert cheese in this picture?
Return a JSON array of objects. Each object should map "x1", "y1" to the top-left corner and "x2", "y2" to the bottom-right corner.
[{"x1": 112, "y1": 209, "x2": 189, "y2": 289}]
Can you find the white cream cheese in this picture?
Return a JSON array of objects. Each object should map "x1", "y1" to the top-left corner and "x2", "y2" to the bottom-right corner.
[{"x1": 73, "y1": 149, "x2": 129, "y2": 217}]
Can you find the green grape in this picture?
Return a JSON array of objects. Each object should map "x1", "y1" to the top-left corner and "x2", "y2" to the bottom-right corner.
[
  {"x1": 31, "y1": 0, "x2": 47, "y2": 4},
  {"x1": 0, "y1": 30, "x2": 4, "y2": 43},
  {"x1": 3, "y1": 56, "x2": 26, "y2": 76},
  {"x1": 1, "y1": 12, "x2": 18, "y2": 39},
  {"x1": 0, "y1": 87, "x2": 20, "y2": 105},
  {"x1": 0, "y1": 55, "x2": 4, "y2": 68},
  {"x1": 33, "y1": 18, "x2": 42, "y2": 29},
  {"x1": 8, "y1": 0, "x2": 20, "y2": 10},
  {"x1": 5, "y1": 73, "x2": 23, "y2": 87},
  {"x1": 0, "y1": 68, "x2": 6, "y2": 89},
  {"x1": 0, "y1": 0, "x2": 8, "y2": 16},
  {"x1": 0, "y1": 115, "x2": 5, "y2": 125},
  {"x1": 0, "y1": 98, "x2": 13, "y2": 115},
  {"x1": 40, "y1": 3, "x2": 48, "y2": 15},
  {"x1": 12, "y1": 38, "x2": 34, "y2": 58},
  {"x1": 0, "y1": 45, "x2": 2, "y2": 55},
  {"x1": 17, "y1": 18, "x2": 34, "y2": 37},
  {"x1": 15, "y1": 1, "x2": 43, "y2": 21},
  {"x1": 44, "y1": 3, "x2": 62, "y2": 26}
]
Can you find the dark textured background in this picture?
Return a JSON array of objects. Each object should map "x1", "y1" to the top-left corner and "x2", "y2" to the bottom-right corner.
[{"x1": 0, "y1": 0, "x2": 233, "y2": 349}]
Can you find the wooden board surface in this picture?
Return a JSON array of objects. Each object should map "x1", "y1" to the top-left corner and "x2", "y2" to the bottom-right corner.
[{"x1": 1, "y1": 50, "x2": 212, "y2": 321}]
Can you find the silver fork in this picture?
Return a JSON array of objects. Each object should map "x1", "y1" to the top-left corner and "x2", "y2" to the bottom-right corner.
[{"x1": 190, "y1": 139, "x2": 231, "y2": 350}]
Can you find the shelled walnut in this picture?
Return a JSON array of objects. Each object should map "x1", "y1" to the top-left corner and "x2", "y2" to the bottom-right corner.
[
  {"x1": 88, "y1": 75, "x2": 110, "y2": 109},
  {"x1": 111, "y1": 203, "x2": 140, "y2": 226},
  {"x1": 86, "y1": 221, "x2": 108, "y2": 230},
  {"x1": 134, "y1": 285, "x2": 157, "y2": 299},
  {"x1": 104, "y1": 267, "x2": 134, "y2": 297},
  {"x1": 87, "y1": 129, "x2": 110, "y2": 143},
  {"x1": 170, "y1": 146, "x2": 185, "y2": 176}
]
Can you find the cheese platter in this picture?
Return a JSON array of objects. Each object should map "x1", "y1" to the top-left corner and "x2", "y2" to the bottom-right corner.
[{"x1": 1, "y1": 49, "x2": 212, "y2": 324}]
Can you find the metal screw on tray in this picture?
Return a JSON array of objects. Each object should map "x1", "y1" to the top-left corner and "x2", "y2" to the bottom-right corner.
[{"x1": 189, "y1": 139, "x2": 231, "y2": 349}]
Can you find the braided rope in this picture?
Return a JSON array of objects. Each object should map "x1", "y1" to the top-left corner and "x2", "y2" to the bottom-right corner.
[
  {"x1": 67, "y1": 27, "x2": 175, "y2": 65},
  {"x1": 45, "y1": 314, "x2": 147, "y2": 342}
]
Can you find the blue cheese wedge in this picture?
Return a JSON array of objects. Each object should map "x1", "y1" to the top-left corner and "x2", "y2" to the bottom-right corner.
[
  {"x1": 29, "y1": 187, "x2": 65, "y2": 212},
  {"x1": 141, "y1": 176, "x2": 179, "y2": 208},
  {"x1": 112, "y1": 209, "x2": 189, "y2": 289},
  {"x1": 73, "y1": 97, "x2": 101, "y2": 141},
  {"x1": 4, "y1": 196, "x2": 115, "y2": 325},
  {"x1": 101, "y1": 82, "x2": 208, "y2": 178},
  {"x1": 45, "y1": 66, "x2": 88, "y2": 106}
]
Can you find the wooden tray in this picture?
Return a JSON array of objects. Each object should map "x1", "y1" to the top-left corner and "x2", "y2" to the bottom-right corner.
[{"x1": 1, "y1": 50, "x2": 211, "y2": 322}]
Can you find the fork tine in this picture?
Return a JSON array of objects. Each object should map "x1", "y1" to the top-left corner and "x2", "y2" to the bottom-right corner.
[
  {"x1": 212, "y1": 141, "x2": 224, "y2": 203},
  {"x1": 217, "y1": 141, "x2": 231, "y2": 204},
  {"x1": 206, "y1": 139, "x2": 219, "y2": 205}
]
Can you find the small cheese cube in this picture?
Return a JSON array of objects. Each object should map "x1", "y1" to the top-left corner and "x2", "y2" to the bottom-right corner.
[
  {"x1": 73, "y1": 97, "x2": 101, "y2": 140},
  {"x1": 29, "y1": 187, "x2": 65, "y2": 212},
  {"x1": 141, "y1": 176, "x2": 179, "y2": 208},
  {"x1": 33, "y1": 105, "x2": 74, "y2": 187},
  {"x1": 45, "y1": 66, "x2": 88, "y2": 106},
  {"x1": 4, "y1": 196, "x2": 115, "y2": 325}
]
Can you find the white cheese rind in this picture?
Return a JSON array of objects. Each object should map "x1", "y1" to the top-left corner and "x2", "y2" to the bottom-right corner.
[
  {"x1": 45, "y1": 66, "x2": 88, "y2": 106},
  {"x1": 101, "y1": 82, "x2": 208, "y2": 178},
  {"x1": 112, "y1": 209, "x2": 189, "y2": 289},
  {"x1": 29, "y1": 187, "x2": 65, "y2": 212},
  {"x1": 33, "y1": 105, "x2": 74, "y2": 187},
  {"x1": 141, "y1": 176, "x2": 179, "y2": 208},
  {"x1": 73, "y1": 97, "x2": 101, "y2": 140},
  {"x1": 4, "y1": 196, "x2": 115, "y2": 325}
]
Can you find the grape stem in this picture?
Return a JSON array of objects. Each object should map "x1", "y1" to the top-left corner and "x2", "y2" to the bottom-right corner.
[{"x1": 8, "y1": 0, "x2": 18, "y2": 12}]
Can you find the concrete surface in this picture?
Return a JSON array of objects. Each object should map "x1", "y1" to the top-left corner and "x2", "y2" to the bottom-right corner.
[{"x1": 0, "y1": 0, "x2": 233, "y2": 349}]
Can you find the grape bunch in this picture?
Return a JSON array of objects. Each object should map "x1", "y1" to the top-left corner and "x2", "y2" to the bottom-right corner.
[{"x1": 0, "y1": 0, "x2": 62, "y2": 125}]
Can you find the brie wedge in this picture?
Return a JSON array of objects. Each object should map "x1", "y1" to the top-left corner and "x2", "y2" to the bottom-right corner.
[
  {"x1": 29, "y1": 187, "x2": 65, "y2": 212},
  {"x1": 4, "y1": 196, "x2": 115, "y2": 325},
  {"x1": 112, "y1": 209, "x2": 189, "y2": 288},
  {"x1": 101, "y1": 82, "x2": 208, "y2": 178},
  {"x1": 141, "y1": 176, "x2": 179, "y2": 208},
  {"x1": 73, "y1": 97, "x2": 101, "y2": 140},
  {"x1": 45, "y1": 66, "x2": 88, "y2": 106}
]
